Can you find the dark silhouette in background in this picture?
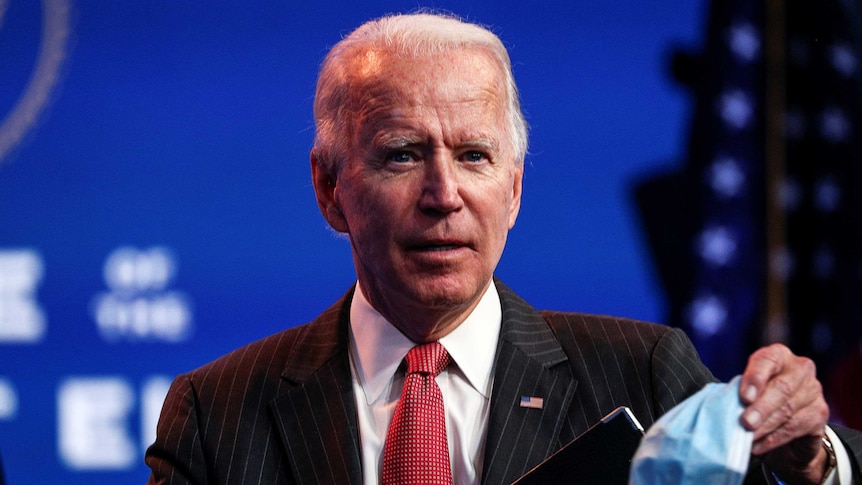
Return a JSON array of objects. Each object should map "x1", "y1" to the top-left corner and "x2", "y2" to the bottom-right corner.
[{"x1": 634, "y1": 0, "x2": 862, "y2": 427}]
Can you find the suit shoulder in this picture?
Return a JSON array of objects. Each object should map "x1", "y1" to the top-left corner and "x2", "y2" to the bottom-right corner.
[
  {"x1": 538, "y1": 310, "x2": 677, "y2": 346},
  {"x1": 538, "y1": 310, "x2": 715, "y2": 419},
  {"x1": 536, "y1": 310, "x2": 704, "y2": 372},
  {"x1": 184, "y1": 291, "x2": 351, "y2": 385},
  {"x1": 182, "y1": 323, "x2": 311, "y2": 384}
]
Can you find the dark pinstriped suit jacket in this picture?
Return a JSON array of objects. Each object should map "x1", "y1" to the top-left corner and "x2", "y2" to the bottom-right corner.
[{"x1": 145, "y1": 280, "x2": 862, "y2": 484}]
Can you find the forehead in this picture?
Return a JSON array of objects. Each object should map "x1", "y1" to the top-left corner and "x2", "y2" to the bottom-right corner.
[
  {"x1": 345, "y1": 47, "x2": 508, "y2": 139},
  {"x1": 361, "y1": 45, "x2": 500, "y2": 78}
]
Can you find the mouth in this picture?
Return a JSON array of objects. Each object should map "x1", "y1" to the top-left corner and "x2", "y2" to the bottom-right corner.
[
  {"x1": 415, "y1": 243, "x2": 463, "y2": 252},
  {"x1": 408, "y1": 240, "x2": 469, "y2": 253}
]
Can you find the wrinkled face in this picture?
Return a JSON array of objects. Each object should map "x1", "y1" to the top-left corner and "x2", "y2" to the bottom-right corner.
[{"x1": 312, "y1": 47, "x2": 523, "y2": 341}]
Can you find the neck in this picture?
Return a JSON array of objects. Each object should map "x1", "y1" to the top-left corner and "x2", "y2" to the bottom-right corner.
[{"x1": 357, "y1": 280, "x2": 492, "y2": 343}]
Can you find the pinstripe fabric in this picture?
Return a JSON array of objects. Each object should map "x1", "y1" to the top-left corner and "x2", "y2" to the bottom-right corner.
[
  {"x1": 145, "y1": 280, "x2": 862, "y2": 484},
  {"x1": 480, "y1": 282, "x2": 719, "y2": 485},
  {"x1": 146, "y1": 292, "x2": 362, "y2": 485},
  {"x1": 834, "y1": 426, "x2": 862, "y2": 482}
]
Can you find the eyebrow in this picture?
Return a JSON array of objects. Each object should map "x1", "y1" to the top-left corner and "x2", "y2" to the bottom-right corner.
[
  {"x1": 372, "y1": 132, "x2": 501, "y2": 152},
  {"x1": 373, "y1": 133, "x2": 425, "y2": 149},
  {"x1": 459, "y1": 138, "x2": 499, "y2": 152}
]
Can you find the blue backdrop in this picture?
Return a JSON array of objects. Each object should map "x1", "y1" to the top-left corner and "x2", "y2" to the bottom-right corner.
[{"x1": 0, "y1": 1, "x2": 704, "y2": 483}]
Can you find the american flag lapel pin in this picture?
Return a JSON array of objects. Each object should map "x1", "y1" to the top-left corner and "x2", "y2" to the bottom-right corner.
[{"x1": 520, "y1": 396, "x2": 544, "y2": 409}]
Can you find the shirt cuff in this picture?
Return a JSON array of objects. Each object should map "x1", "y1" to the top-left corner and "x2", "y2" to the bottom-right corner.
[
  {"x1": 825, "y1": 426, "x2": 853, "y2": 485},
  {"x1": 764, "y1": 426, "x2": 854, "y2": 485}
]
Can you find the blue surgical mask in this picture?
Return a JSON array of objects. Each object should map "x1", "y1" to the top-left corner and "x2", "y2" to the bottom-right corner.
[{"x1": 629, "y1": 375, "x2": 753, "y2": 485}]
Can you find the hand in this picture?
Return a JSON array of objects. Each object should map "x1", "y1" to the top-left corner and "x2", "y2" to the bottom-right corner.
[{"x1": 739, "y1": 344, "x2": 830, "y2": 484}]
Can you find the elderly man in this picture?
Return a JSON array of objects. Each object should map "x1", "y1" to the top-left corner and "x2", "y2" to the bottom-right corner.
[{"x1": 145, "y1": 12, "x2": 862, "y2": 485}]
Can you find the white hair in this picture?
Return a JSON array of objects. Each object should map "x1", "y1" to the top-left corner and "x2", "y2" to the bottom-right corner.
[{"x1": 312, "y1": 12, "x2": 528, "y2": 172}]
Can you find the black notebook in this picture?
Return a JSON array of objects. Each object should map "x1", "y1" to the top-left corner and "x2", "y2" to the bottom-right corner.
[{"x1": 512, "y1": 406, "x2": 645, "y2": 485}]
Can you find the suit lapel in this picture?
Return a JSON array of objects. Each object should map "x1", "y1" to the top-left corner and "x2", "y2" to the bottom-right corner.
[
  {"x1": 481, "y1": 280, "x2": 578, "y2": 485},
  {"x1": 267, "y1": 281, "x2": 577, "y2": 485},
  {"x1": 269, "y1": 289, "x2": 364, "y2": 485}
]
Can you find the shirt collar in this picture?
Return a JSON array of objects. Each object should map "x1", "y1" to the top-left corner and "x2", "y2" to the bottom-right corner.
[{"x1": 349, "y1": 281, "x2": 502, "y2": 405}]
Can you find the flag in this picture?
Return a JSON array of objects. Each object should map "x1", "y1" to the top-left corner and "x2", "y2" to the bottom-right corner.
[
  {"x1": 635, "y1": 0, "x2": 862, "y2": 420},
  {"x1": 781, "y1": 0, "x2": 862, "y2": 428},
  {"x1": 520, "y1": 396, "x2": 544, "y2": 410},
  {"x1": 635, "y1": 0, "x2": 766, "y2": 381}
]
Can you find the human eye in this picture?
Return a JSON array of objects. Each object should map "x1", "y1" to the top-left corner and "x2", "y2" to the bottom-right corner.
[
  {"x1": 384, "y1": 150, "x2": 416, "y2": 164},
  {"x1": 460, "y1": 150, "x2": 489, "y2": 163}
]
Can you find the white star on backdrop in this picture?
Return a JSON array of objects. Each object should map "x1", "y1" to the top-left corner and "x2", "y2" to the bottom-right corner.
[
  {"x1": 719, "y1": 90, "x2": 754, "y2": 129},
  {"x1": 698, "y1": 225, "x2": 738, "y2": 267},
  {"x1": 831, "y1": 43, "x2": 858, "y2": 77},
  {"x1": 776, "y1": 177, "x2": 802, "y2": 211},
  {"x1": 688, "y1": 295, "x2": 728, "y2": 337},
  {"x1": 728, "y1": 22, "x2": 761, "y2": 62},
  {"x1": 819, "y1": 107, "x2": 851, "y2": 142},
  {"x1": 709, "y1": 156, "x2": 746, "y2": 198},
  {"x1": 814, "y1": 176, "x2": 842, "y2": 212}
]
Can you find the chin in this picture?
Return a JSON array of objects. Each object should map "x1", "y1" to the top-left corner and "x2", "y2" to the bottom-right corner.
[{"x1": 409, "y1": 277, "x2": 487, "y2": 310}]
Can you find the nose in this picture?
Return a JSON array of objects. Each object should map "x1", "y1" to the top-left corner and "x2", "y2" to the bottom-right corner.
[{"x1": 418, "y1": 156, "x2": 463, "y2": 214}]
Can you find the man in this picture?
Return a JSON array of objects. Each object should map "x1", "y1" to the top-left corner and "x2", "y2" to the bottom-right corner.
[{"x1": 145, "y1": 12, "x2": 862, "y2": 485}]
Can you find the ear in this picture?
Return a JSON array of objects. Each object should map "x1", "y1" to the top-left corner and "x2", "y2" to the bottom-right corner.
[
  {"x1": 310, "y1": 149, "x2": 349, "y2": 233},
  {"x1": 507, "y1": 163, "x2": 524, "y2": 229}
]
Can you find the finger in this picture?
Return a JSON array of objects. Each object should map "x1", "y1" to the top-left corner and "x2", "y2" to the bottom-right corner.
[
  {"x1": 750, "y1": 400, "x2": 827, "y2": 455},
  {"x1": 751, "y1": 370, "x2": 825, "y2": 442},
  {"x1": 742, "y1": 363, "x2": 818, "y2": 438},
  {"x1": 739, "y1": 344, "x2": 796, "y2": 429},
  {"x1": 739, "y1": 344, "x2": 788, "y2": 405},
  {"x1": 740, "y1": 348, "x2": 819, "y2": 433}
]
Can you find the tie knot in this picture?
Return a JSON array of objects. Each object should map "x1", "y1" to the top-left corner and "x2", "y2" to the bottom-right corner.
[{"x1": 405, "y1": 342, "x2": 449, "y2": 376}]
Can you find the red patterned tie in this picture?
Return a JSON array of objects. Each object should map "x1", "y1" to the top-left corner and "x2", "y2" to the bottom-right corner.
[{"x1": 382, "y1": 342, "x2": 452, "y2": 485}]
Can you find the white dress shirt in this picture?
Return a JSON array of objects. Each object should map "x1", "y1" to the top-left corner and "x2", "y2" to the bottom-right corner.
[
  {"x1": 828, "y1": 425, "x2": 854, "y2": 485},
  {"x1": 765, "y1": 426, "x2": 854, "y2": 485},
  {"x1": 349, "y1": 281, "x2": 502, "y2": 485},
  {"x1": 348, "y1": 281, "x2": 856, "y2": 485}
]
